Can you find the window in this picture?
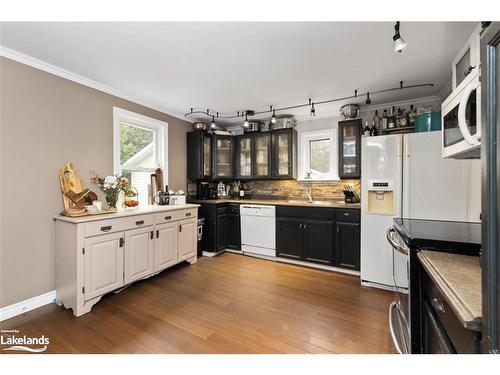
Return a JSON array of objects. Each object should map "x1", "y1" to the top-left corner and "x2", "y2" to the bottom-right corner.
[
  {"x1": 113, "y1": 107, "x2": 168, "y2": 206},
  {"x1": 298, "y1": 129, "x2": 338, "y2": 181}
]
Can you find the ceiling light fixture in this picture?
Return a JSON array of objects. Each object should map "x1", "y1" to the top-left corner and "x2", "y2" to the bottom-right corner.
[
  {"x1": 184, "y1": 82, "x2": 433, "y2": 121},
  {"x1": 210, "y1": 115, "x2": 216, "y2": 129},
  {"x1": 271, "y1": 109, "x2": 277, "y2": 124},
  {"x1": 393, "y1": 21, "x2": 407, "y2": 53},
  {"x1": 365, "y1": 92, "x2": 371, "y2": 105}
]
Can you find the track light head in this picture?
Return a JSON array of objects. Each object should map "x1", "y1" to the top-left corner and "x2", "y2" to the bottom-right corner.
[
  {"x1": 393, "y1": 21, "x2": 407, "y2": 52},
  {"x1": 365, "y1": 92, "x2": 372, "y2": 105},
  {"x1": 243, "y1": 113, "x2": 249, "y2": 128},
  {"x1": 310, "y1": 103, "x2": 316, "y2": 117},
  {"x1": 210, "y1": 115, "x2": 216, "y2": 129},
  {"x1": 271, "y1": 109, "x2": 277, "y2": 124}
]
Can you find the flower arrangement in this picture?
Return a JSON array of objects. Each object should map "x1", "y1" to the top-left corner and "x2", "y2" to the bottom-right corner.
[{"x1": 90, "y1": 174, "x2": 129, "y2": 209}]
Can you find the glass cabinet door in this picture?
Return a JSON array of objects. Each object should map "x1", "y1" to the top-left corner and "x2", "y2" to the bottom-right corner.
[
  {"x1": 273, "y1": 130, "x2": 291, "y2": 177},
  {"x1": 202, "y1": 134, "x2": 212, "y2": 178},
  {"x1": 254, "y1": 134, "x2": 270, "y2": 178},
  {"x1": 215, "y1": 137, "x2": 232, "y2": 178},
  {"x1": 339, "y1": 120, "x2": 361, "y2": 178},
  {"x1": 238, "y1": 136, "x2": 253, "y2": 178}
]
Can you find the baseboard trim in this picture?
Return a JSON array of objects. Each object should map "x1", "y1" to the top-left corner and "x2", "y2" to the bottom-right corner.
[
  {"x1": 0, "y1": 290, "x2": 56, "y2": 322},
  {"x1": 276, "y1": 257, "x2": 360, "y2": 276}
]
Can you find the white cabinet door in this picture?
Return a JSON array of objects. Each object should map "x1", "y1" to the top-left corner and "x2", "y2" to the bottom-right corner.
[
  {"x1": 124, "y1": 226, "x2": 154, "y2": 284},
  {"x1": 154, "y1": 222, "x2": 178, "y2": 271},
  {"x1": 178, "y1": 219, "x2": 197, "y2": 261},
  {"x1": 84, "y1": 232, "x2": 124, "y2": 300}
]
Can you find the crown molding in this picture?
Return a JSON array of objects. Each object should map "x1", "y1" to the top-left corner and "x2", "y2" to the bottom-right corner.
[{"x1": 0, "y1": 45, "x2": 189, "y2": 122}]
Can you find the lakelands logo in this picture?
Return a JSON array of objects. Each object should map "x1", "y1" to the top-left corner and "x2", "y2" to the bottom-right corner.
[{"x1": 1, "y1": 329, "x2": 49, "y2": 353}]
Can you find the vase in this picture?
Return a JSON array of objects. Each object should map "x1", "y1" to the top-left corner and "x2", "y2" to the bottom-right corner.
[{"x1": 106, "y1": 190, "x2": 119, "y2": 210}]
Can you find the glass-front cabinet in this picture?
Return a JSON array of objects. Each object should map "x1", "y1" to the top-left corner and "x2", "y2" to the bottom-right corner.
[
  {"x1": 236, "y1": 135, "x2": 253, "y2": 179},
  {"x1": 271, "y1": 128, "x2": 296, "y2": 179},
  {"x1": 213, "y1": 135, "x2": 234, "y2": 179},
  {"x1": 187, "y1": 130, "x2": 213, "y2": 181},
  {"x1": 253, "y1": 133, "x2": 271, "y2": 178},
  {"x1": 338, "y1": 119, "x2": 361, "y2": 179}
]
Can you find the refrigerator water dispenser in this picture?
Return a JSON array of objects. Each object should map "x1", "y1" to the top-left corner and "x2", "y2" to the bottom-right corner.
[{"x1": 367, "y1": 179, "x2": 394, "y2": 214}]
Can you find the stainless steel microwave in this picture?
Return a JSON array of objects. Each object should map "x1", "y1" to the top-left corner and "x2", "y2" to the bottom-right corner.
[{"x1": 441, "y1": 73, "x2": 481, "y2": 159}]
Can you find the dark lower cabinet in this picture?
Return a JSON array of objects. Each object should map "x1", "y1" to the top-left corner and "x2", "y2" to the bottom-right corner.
[
  {"x1": 216, "y1": 207, "x2": 227, "y2": 251},
  {"x1": 276, "y1": 206, "x2": 360, "y2": 270},
  {"x1": 303, "y1": 220, "x2": 334, "y2": 265},
  {"x1": 227, "y1": 204, "x2": 241, "y2": 250},
  {"x1": 276, "y1": 217, "x2": 303, "y2": 260},
  {"x1": 333, "y1": 221, "x2": 360, "y2": 270}
]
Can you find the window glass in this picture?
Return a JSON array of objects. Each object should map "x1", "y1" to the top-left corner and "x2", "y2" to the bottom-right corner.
[{"x1": 309, "y1": 139, "x2": 331, "y2": 174}]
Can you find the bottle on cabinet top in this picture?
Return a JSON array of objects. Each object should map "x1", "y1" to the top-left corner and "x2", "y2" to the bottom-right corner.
[
  {"x1": 363, "y1": 121, "x2": 371, "y2": 136},
  {"x1": 381, "y1": 109, "x2": 388, "y2": 130},
  {"x1": 373, "y1": 110, "x2": 381, "y2": 130},
  {"x1": 388, "y1": 107, "x2": 396, "y2": 129}
]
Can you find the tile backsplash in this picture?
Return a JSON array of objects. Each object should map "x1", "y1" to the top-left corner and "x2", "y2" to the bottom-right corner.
[{"x1": 188, "y1": 179, "x2": 360, "y2": 201}]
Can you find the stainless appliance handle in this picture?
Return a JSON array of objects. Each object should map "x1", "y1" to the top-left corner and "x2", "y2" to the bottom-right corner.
[
  {"x1": 389, "y1": 302, "x2": 403, "y2": 354},
  {"x1": 386, "y1": 228, "x2": 409, "y2": 256}
]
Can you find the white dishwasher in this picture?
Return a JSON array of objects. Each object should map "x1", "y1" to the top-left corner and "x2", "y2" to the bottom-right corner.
[{"x1": 240, "y1": 204, "x2": 276, "y2": 258}]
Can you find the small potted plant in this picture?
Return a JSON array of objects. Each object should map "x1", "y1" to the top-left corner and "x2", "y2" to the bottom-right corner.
[{"x1": 90, "y1": 174, "x2": 129, "y2": 210}]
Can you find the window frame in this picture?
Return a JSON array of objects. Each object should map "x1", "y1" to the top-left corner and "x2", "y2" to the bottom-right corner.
[
  {"x1": 298, "y1": 129, "x2": 339, "y2": 181},
  {"x1": 113, "y1": 106, "x2": 168, "y2": 182}
]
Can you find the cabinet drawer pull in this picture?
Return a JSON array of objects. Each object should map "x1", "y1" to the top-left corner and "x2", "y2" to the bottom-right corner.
[
  {"x1": 150, "y1": 231, "x2": 154, "y2": 240},
  {"x1": 431, "y1": 297, "x2": 446, "y2": 314},
  {"x1": 185, "y1": 212, "x2": 192, "y2": 217},
  {"x1": 165, "y1": 216, "x2": 172, "y2": 220},
  {"x1": 135, "y1": 220, "x2": 144, "y2": 226},
  {"x1": 343, "y1": 212, "x2": 351, "y2": 216},
  {"x1": 156, "y1": 230, "x2": 159, "y2": 239},
  {"x1": 100, "y1": 225, "x2": 112, "y2": 232},
  {"x1": 179, "y1": 225, "x2": 182, "y2": 232}
]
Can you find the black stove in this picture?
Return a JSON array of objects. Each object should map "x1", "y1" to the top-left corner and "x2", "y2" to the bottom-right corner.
[{"x1": 393, "y1": 218, "x2": 481, "y2": 255}]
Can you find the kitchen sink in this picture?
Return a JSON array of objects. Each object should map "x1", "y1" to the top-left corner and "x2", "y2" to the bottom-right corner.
[{"x1": 285, "y1": 200, "x2": 335, "y2": 205}]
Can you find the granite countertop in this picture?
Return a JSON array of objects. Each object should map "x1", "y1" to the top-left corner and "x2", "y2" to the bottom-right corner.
[
  {"x1": 54, "y1": 203, "x2": 200, "y2": 223},
  {"x1": 187, "y1": 198, "x2": 361, "y2": 209},
  {"x1": 418, "y1": 250, "x2": 482, "y2": 331}
]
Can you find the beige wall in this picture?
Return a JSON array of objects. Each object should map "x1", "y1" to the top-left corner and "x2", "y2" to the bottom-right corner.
[{"x1": 0, "y1": 57, "x2": 191, "y2": 308}]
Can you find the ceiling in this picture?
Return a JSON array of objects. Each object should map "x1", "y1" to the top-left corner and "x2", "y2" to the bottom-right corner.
[{"x1": 0, "y1": 22, "x2": 476, "y2": 125}]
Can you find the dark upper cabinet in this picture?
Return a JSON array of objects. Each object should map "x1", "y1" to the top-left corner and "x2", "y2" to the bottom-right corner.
[
  {"x1": 253, "y1": 132, "x2": 272, "y2": 179},
  {"x1": 226, "y1": 204, "x2": 241, "y2": 250},
  {"x1": 334, "y1": 221, "x2": 360, "y2": 270},
  {"x1": 276, "y1": 217, "x2": 303, "y2": 260},
  {"x1": 235, "y1": 132, "x2": 272, "y2": 179},
  {"x1": 235, "y1": 134, "x2": 253, "y2": 179},
  {"x1": 338, "y1": 119, "x2": 361, "y2": 179},
  {"x1": 187, "y1": 130, "x2": 213, "y2": 181},
  {"x1": 213, "y1": 135, "x2": 234, "y2": 180},
  {"x1": 271, "y1": 128, "x2": 297, "y2": 179},
  {"x1": 303, "y1": 220, "x2": 334, "y2": 265},
  {"x1": 216, "y1": 207, "x2": 227, "y2": 251}
]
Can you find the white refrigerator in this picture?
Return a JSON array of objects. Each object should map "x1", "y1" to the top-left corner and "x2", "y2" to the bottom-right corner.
[{"x1": 360, "y1": 131, "x2": 481, "y2": 289}]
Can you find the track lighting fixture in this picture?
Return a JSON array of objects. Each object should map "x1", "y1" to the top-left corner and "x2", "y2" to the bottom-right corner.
[
  {"x1": 271, "y1": 109, "x2": 277, "y2": 124},
  {"x1": 393, "y1": 21, "x2": 407, "y2": 52},
  {"x1": 184, "y1": 82, "x2": 434, "y2": 121},
  {"x1": 210, "y1": 115, "x2": 216, "y2": 129}
]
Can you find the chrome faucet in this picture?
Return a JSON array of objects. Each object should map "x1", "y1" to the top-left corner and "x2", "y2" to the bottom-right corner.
[{"x1": 304, "y1": 187, "x2": 313, "y2": 203}]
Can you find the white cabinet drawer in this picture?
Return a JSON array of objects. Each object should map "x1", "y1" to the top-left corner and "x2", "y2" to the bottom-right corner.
[
  {"x1": 154, "y1": 208, "x2": 197, "y2": 224},
  {"x1": 122, "y1": 214, "x2": 154, "y2": 231},
  {"x1": 84, "y1": 220, "x2": 124, "y2": 237}
]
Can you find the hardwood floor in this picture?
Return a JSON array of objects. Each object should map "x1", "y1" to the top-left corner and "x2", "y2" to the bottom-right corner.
[{"x1": 0, "y1": 253, "x2": 396, "y2": 354}]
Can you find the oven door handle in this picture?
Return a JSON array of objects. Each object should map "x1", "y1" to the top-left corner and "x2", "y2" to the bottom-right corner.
[
  {"x1": 386, "y1": 228, "x2": 409, "y2": 256},
  {"x1": 457, "y1": 78, "x2": 481, "y2": 145}
]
